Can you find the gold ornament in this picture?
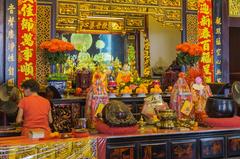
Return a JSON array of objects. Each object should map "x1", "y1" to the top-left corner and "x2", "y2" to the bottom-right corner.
[{"x1": 143, "y1": 34, "x2": 151, "y2": 77}]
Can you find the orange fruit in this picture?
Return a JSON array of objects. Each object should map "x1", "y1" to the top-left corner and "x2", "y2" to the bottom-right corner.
[
  {"x1": 136, "y1": 88, "x2": 143, "y2": 94},
  {"x1": 54, "y1": 132, "x2": 60, "y2": 136},
  {"x1": 49, "y1": 133, "x2": 55, "y2": 138},
  {"x1": 150, "y1": 88, "x2": 154, "y2": 93},
  {"x1": 75, "y1": 87, "x2": 82, "y2": 95}
]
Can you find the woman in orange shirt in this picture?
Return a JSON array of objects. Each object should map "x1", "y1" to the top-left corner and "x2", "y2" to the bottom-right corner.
[{"x1": 16, "y1": 79, "x2": 53, "y2": 136}]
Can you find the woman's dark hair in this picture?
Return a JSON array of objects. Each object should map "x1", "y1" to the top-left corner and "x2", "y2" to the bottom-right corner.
[
  {"x1": 46, "y1": 86, "x2": 62, "y2": 99},
  {"x1": 21, "y1": 79, "x2": 40, "y2": 92}
]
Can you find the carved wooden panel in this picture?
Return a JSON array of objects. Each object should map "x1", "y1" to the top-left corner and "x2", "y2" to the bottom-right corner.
[
  {"x1": 187, "y1": 0, "x2": 198, "y2": 11},
  {"x1": 229, "y1": 0, "x2": 240, "y2": 17},
  {"x1": 228, "y1": 136, "x2": 240, "y2": 157},
  {"x1": 171, "y1": 139, "x2": 197, "y2": 159},
  {"x1": 56, "y1": 0, "x2": 182, "y2": 31},
  {"x1": 140, "y1": 142, "x2": 167, "y2": 159},
  {"x1": 160, "y1": 0, "x2": 181, "y2": 7},
  {"x1": 107, "y1": 144, "x2": 136, "y2": 159},
  {"x1": 58, "y1": 2, "x2": 78, "y2": 16},
  {"x1": 36, "y1": 5, "x2": 51, "y2": 85},
  {"x1": 186, "y1": 14, "x2": 198, "y2": 44},
  {"x1": 200, "y1": 137, "x2": 224, "y2": 159},
  {"x1": 126, "y1": 18, "x2": 145, "y2": 29},
  {"x1": 52, "y1": 103, "x2": 81, "y2": 132}
]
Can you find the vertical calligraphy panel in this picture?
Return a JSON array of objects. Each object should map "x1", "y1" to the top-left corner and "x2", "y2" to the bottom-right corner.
[
  {"x1": 17, "y1": 0, "x2": 37, "y2": 86},
  {"x1": 5, "y1": 0, "x2": 17, "y2": 86},
  {"x1": 198, "y1": 0, "x2": 214, "y2": 83},
  {"x1": 213, "y1": 0, "x2": 223, "y2": 83}
]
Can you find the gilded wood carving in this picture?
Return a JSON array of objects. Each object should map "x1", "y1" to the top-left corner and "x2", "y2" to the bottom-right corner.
[
  {"x1": 229, "y1": 0, "x2": 240, "y2": 17},
  {"x1": 56, "y1": 0, "x2": 182, "y2": 32}
]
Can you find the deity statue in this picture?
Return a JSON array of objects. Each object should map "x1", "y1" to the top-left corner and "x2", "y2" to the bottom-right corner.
[
  {"x1": 76, "y1": 67, "x2": 92, "y2": 95},
  {"x1": 92, "y1": 65, "x2": 109, "y2": 88},
  {"x1": 85, "y1": 72, "x2": 109, "y2": 129},
  {"x1": 116, "y1": 63, "x2": 132, "y2": 85}
]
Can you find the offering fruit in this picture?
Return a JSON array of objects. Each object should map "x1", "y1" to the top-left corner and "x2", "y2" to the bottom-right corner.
[
  {"x1": 121, "y1": 86, "x2": 132, "y2": 94},
  {"x1": 49, "y1": 132, "x2": 60, "y2": 138},
  {"x1": 152, "y1": 80, "x2": 160, "y2": 87},
  {"x1": 136, "y1": 84, "x2": 148, "y2": 94},
  {"x1": 75, "y1": 87, "x2": 82, "y2": 96},
  {"x1": 150, "y1": 85, "x2": 162, "y2": 94},
  {"x1": 167, "y1": 86, "x2": 173, "y2": 92}
]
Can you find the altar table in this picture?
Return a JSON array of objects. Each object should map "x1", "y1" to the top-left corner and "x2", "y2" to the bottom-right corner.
[{"x1": 1, "y1": 127, "x2": 240, "y2": 159}]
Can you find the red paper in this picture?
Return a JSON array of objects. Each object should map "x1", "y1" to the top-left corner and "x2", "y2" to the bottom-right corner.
[
  {"x1": 17, "y1": 0, "x2": 37, "y2": 86},
  {"x1": 198, "y1": 0, "x2": 214, "y2": 83}
]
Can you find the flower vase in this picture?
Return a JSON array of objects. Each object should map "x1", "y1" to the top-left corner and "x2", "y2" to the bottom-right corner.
[{"x1": 48, "y1": 63, "x2": 67, "y2": 95}]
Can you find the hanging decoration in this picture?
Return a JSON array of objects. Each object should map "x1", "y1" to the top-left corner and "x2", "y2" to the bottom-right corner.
[
  {"x1": 213, "y1": 0, "x2": 223, "y2": 83},
  {"x1": 17, "y1": 0, "x2": 37, "y2": 86},
  {"x1": 127, "y1": 45, "x2": 136, "y2": 72},
  {"x1": 143, "y1": 34, "x2": 151, "y2": 77},
  {"x1": 197, "y1": 0, "x2": 214, "y2": 83},
  {"x1": 5, "y1": 0, "x2": 17, "y2": 86}
]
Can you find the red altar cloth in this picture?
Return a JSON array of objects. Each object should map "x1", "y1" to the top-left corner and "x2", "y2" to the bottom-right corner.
[{"x1": 204, "y1": 116, "x2": 240, "y2": 128}]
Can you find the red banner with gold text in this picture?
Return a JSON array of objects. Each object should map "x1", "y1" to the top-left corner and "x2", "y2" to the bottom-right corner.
[
  {"x1": 17, "y1": 0, "x2": 37, "y2": 86},
  {"x1": 198, "y1": 0, "x2": 214, "y2": 83}
]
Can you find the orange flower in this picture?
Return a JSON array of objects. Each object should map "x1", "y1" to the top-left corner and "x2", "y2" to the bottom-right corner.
[
  {"x1": 94, "y1": 73, "x2": 102, "y2": 80},
  {"x1": 195, "y1": 45, "x2": 203, "y2": 55},
  {"x1": 186, "y1": 67, "x2": 204, "y2": 84},
  {"x1": 51, "y1": 39, "x2": 61, "y2": 45},
  {"x1": 45, "y1": 41, "x2": 52, "y2": 48},
  {"x1": 59, "y1": 44, "x2": 67, "y2": 52},
  {"x1": 40, "y1": 39, "x2": 75, "y2": 53},
  {"x1": 178, "y1": 72, "x2": 185, "y2": 78},
  {"x1": 48, "y1": 45, "x2": 58, "y2": 53},
  {"x1": 181, "y1": 42, "x2": 191, "y2": 53},
  {"x1": 176, "y1": 44, "x2": 183, "y2": 51},
  {"x1": 176, "y1": 42, "x2": 203, "y2": 57},
  {"x1": 188, "y1": 47, "x2": 195, "y2": 56},
  {"x1": 66, "y1": 43, "x2": 74, "y2": 51},
  {"x1": 40, "y1": 41, "x2": 51, "y2": 49},
  {"x1": 121, "y1": 75, "x2": 131, "y2": 83}
]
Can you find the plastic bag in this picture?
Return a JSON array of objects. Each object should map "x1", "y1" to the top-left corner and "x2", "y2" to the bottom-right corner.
[
  {"x1": 170, "y1": 74, "x2": 194, "y2": 119},
  {"x1": 142, "y1": 95, "x2": 168, "y2": 124}
]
